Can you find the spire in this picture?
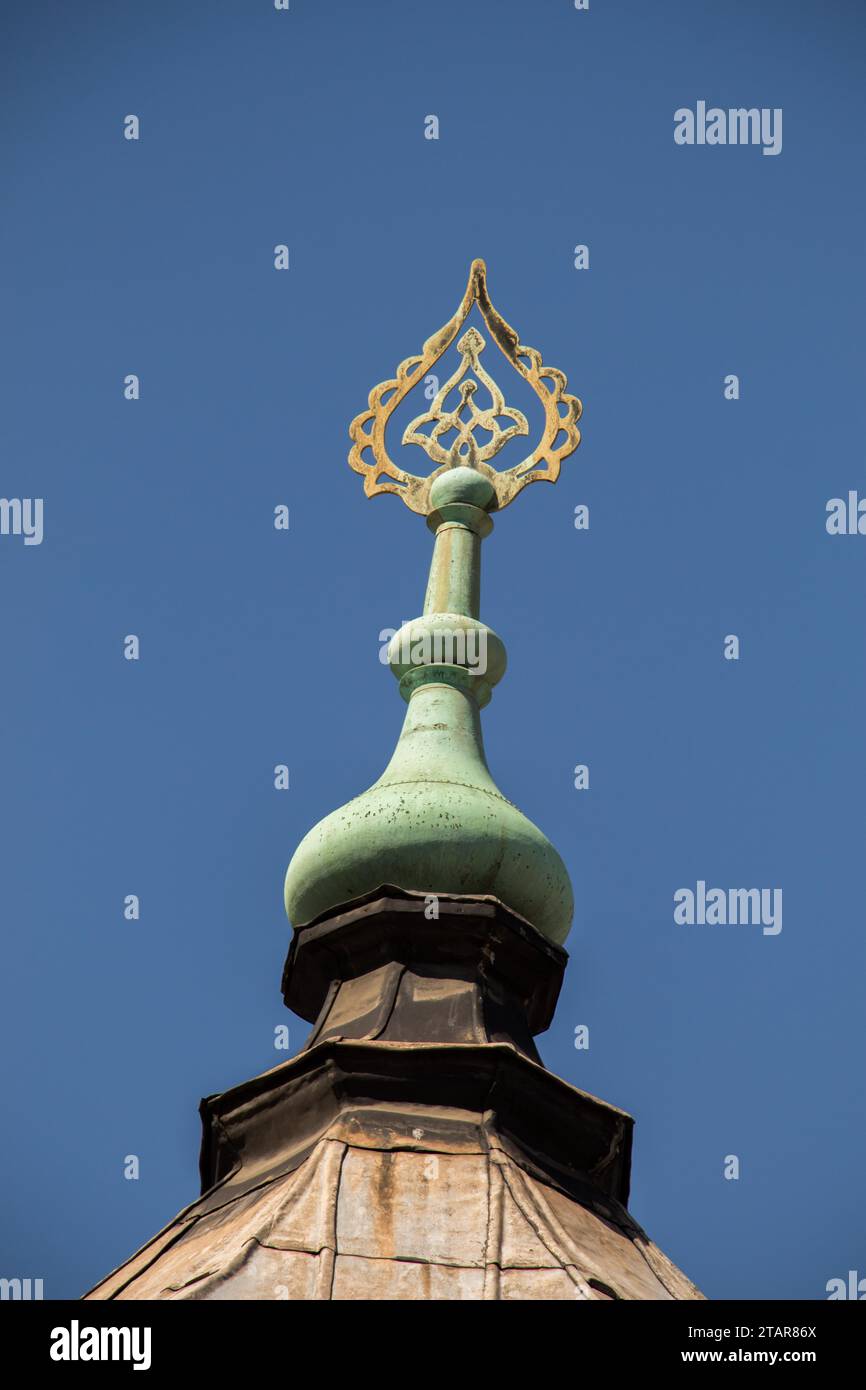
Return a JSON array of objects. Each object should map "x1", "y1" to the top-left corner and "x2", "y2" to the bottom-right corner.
[
  {"x1": 86, "y1": 260, "x2": 705, "y2": 1304},
  {"x1": 283, "y1": 260, "x2": 583, "y2": 943}
]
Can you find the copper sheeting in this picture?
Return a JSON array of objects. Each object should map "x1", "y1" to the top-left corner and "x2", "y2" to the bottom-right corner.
[{"x1": 87, "y1": 1109, "x2": 702, "y2": 1302}]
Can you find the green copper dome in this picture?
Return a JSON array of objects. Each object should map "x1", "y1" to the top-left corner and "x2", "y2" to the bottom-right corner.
[
  {"x1": 283, "y1": 667, "x2": 574, "y2": 944},
  {"x1": 284, "y1": 467, "x2": 574, "y2": 945}
]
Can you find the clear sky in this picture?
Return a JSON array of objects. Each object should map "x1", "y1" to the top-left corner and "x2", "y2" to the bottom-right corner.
[{"x1": 1, "y1": 0, "x2": 864, "y2": 1301}]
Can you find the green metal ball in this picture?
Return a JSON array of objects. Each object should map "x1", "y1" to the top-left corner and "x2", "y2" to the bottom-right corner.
[{"x1": 429, "y1": 467, "x2": 495, "y2": 513}]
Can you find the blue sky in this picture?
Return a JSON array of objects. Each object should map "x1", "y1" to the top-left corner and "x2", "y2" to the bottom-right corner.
[{"x1": 1, "y1": 0, "x2": 864, "y2": 1300}]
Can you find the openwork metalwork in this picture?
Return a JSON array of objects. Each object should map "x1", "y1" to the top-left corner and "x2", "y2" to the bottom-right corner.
[
  {"x1": 402, "y1": 326, "x2": 529, "y2": 470},
  {"x1": 348, "y1": 259, "x2": 583, "y2": 514}
]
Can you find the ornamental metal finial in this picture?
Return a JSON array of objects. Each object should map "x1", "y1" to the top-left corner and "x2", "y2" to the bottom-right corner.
[
  {"x1": 284, "y1": 261, "x2": 581, "y2": 944},
  {"x1": 348, "y1": 259, "x2": 582, "y2": 515}
]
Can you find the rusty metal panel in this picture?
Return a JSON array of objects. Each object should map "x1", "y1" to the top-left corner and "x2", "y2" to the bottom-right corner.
[
  {"x1": 332, "y1": 1254, "x2": 485, "y2": 1301},
  {"x1": 531, "y1": 1177, "x2": 687, "y2": 1300},
  {"x1": 500, "y1": 1268, "x2": 586, "y2": 1301},
  {"x1": 498, "y1": 1186, "x2": 564, "y2": 1269},
  {"x1": 86, "y1": 1052, "x2": 702, "y2": 1302},
  {"x1": 193, "y1": 1247, "x2": 327, "y2": 1302},
  {"x1": 336, "y1": 1149, "x2": 489, "y2": 1268},
  {"x1": 87, "y1": 1121, "x2": 704, "y2": 1300},
  {"x1": 329, "y1": 1103, "x2": 485, "y2": 1155},
  {"x1": 264, "y1": 1139, "x2": 341, "y2": 1254}
]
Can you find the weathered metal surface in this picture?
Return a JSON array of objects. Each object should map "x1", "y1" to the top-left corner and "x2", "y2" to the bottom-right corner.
[
  {"x1": 84, "y1": 887, "x2": 705, "y2": 1306},
  {"x1": 283, "y1": 888, "x2": 566, "y2": 1038},
  {"x1": 84, "y1": 890, "x2": 703, "y2": 1303},
  {"x1": 283, "y1": 672, "x2": 575, "y2": 943},
  {"x1": 348, "y1": 259, "x2": 582, "y2": 515},
  {"x1": 187, "y1": 1040, "x2": 633, "y2": 1206},
  {"x1": 337, "y1": 1148, "x2": 487, "y2": 1266},
  {"x1": 85, "y1": 1115, "x2": 702, "y2": 1302}
]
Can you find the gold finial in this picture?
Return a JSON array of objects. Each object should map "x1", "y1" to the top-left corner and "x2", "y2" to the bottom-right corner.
[{"x1": 348, "y1": 259, "x2": 582, "y2": 514}]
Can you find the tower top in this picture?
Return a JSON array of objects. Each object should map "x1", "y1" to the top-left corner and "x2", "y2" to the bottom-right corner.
[
  {"x1": 87, "y1": 263, "x2": 704, "y2": 1308},
  {"x1": 284, "y1": 261, "x2": 581, "y2": 943}
]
